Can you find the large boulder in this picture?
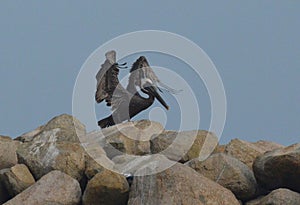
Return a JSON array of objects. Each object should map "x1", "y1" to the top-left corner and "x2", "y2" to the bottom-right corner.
[
  {"x1": 151, "y1": 130, "x2": 218, "y2": 163},
  {"x1": 186, "y1": 153, "x2": 257, "y2": 201},
  {"x1": 225, "y1": 139, "x2": 283, "y2": 169},
  {"x1": 0, "y1": 136, "x2": 18, "y2": 169},
  {"x1": 82, "y1": 169, "x2": 129, "y2": 205},
  {"x1": 15, "y1": 114, "x2": 86, "y2": 143},
  {"x1": 15, "y1": 114, "x2": 87, "y2": 182},
  {"x1": 17, "y1": 141, "x2": 86, "y2": 182},
  {"x1": 253, "y1": 143, "x2": 300, "y2": 192},
  {"x1": 103, "y1": 120, "x2": 164, "y2": 156},
  {"x1": 3, "y1": 170, "x2": 81, "y2": 205},
  {"x1": 246, "y1": 188, "x2": 300, "y2": 205},
  {"x1": 128, "y1": 162, "x2": 240, "y2": 205},
  {"x1": 1, "y1": 164, "x2": 35, "y2": 197}
]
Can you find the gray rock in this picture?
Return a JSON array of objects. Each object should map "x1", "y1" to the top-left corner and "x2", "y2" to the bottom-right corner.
[
  {"x1": 186, "y1": 153, "x2": 257, "y2": 201},
  {"x1": 3, "y1": 170, "x2": 81, "y2": 205},
  {"x1": 151, "y1": 130, "x2": 218, "y2": 163},
  {"x1": 82, "y1": 169, "x2": 129, "y2": 205},
  {"x1": 1, "y1": 164, "x2": 35, "y2": 197},
  {"x1": 253, "y1": 143, "x2": 300, "y2": 192},
  {"x1": 0, "y1": 136, "x2": 18, "y2": 170},
  {"x1": 128, "y1": 162, "x2": 240, "y2": 205},
  {"x1": 246, "y1": 188, "x2": 300, "y2": 205}
]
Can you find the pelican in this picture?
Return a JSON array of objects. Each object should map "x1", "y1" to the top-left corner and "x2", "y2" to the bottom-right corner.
[{"x1": 95, "y1": 50, "x2": 173, "y2": 128}]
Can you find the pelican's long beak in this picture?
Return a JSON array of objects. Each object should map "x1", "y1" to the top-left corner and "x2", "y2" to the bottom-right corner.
[{"x1": 145, "y1": 86, "x2": 169, "y2": 110}]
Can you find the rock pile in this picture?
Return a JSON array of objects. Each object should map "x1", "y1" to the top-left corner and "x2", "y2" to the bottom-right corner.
[{"x1": 0, "y1": 114, "x2": 299, "y2": 205}]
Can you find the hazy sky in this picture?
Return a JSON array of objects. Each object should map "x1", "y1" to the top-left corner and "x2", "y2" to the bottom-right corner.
[{"x1": 0, "y1": 1, "x2": 299, "y2": 145}]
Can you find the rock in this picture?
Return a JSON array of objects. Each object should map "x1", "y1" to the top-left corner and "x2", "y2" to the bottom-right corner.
[
  {"x1": 104, "y1": 120, "x2": 164, "y2": 156},
  {"x1": 3, "y1": 170, "x2": 81, "y2": 205},
  {"x1": 82, "y1": 169, "x2": 129, "y2": 205},
  {"x1": 1, "y1": 164, "x2": 35, "y2": 197},
  {"x1": 186, "y1": 153, "x2": 257, "y2": 201},
  {"x1": 15, "y1": 114, "x2": 86, "y2": 143},
  {"x1": 0, "y1": 170, "x2": 10, "y2": 204},
  {"x1": 213, "y1": 144, "x2": 226, "y2": 154},
  {"x1": 128, "y1": 162, "x2": 240, "y2": 205},
  {"x1": 225, "y1": 139, "x2": 283, "y2": 169},
  {"x1": 84, "y1": 154, "x2": 111, "y2": 180},
  {"x1": 15, "y1": 126, "x2": 44, "y2": 143},
  {"x1": 151, "y1": 130, "x2": 218, "y2": 162},
  {"x1": 81, "y1": 133, "x2": 115, "y2": 179},
  {"x1": 246, "y1": 188, "x2": 300, "y2": 205},
  {"x1": 112, "y1": 154, "x2": 176, "y2": 176},
  {"x1": 252, "y1": 140, "x2": 284, "y2": 151},
  {"x1": 253, "y1": 143, "x2": 300, "y2": 192},
  {"x1": 17, "y1": 141, "x2": 85, "y2": 182},
  {"x1": 0, "y1": 136, "x2": 18, "y2": 169}
]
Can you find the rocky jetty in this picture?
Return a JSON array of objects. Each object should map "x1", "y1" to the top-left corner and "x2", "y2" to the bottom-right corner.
[{"x1": 0, "y1": 114, "x2": 299, "y2": 205}]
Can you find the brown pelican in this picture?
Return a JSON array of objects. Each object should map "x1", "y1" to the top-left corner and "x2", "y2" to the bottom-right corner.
[{"x1": 95, "y1": 50, "x2": 172, "y2": 128}]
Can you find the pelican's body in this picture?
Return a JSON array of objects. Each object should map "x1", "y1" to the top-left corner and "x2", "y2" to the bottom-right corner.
[{"x1": 95, "y1": 51, "x2": 169, "y2": 128}]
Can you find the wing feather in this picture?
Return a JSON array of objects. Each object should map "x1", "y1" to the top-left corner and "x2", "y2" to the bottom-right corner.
[{"x1": 95, "y1": 50, "x2": 129, "y2": 109}]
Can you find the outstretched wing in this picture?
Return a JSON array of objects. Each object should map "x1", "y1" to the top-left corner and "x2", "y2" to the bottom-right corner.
[
  {"x1": 127, "y1": 56, "x2": 180, "y2": 94},
  {"x1": 95, "y1": 50, "x2": 129, "y2": 110}
]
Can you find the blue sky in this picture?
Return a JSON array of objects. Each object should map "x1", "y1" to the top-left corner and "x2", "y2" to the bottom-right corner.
[{"x1": 0, "y1": 1, "x2": 299, "y2": 145}]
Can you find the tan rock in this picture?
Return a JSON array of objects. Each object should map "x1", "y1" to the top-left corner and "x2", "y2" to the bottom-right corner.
[
  {"x1": 82, "y1": 169, "x2": 129, "y2": 205},
  {"x1": 225, "y1": 139, "x2": 283, "y2": 169},
  {"x1": 15, "y1": 126, "x2": 44, "y2": 143},
  {"x1": 0, "y1": 136, "x2": 18, "y2": 169},
  {"x1": 246, "y1": 188, "x2": 300, "y2": 205},
  {"x1": 1, "y1": 164, "x2": 35, "y2": 197},
  {"x1": 151, "y1": 130, "x2": 218, "y2": 162},
  {"x1": 104, "y1": 120, "x2": 164, "y2": 155},
  {"x1": 128, "y1": 162, "x2": 240, "y2": 205},
  {"x1": 17, "y1": 141, "x2": 85, "y2": 181},
  {"x1": 3, "y1": 170, "x2": 81, "y2": 205},
  {"x1": 15, "y1": 114, "x2": 86, "y2": 143},
  {"x1": 186, "y1": 153, "x2": 257, "y2": 201},
  {"x1": 253, "y1": 143, "x2": 300, "y2": 192}
]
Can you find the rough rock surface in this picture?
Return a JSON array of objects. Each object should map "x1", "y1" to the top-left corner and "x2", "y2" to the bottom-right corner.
[
  {"x1": 104, "y1": 120, "x2": 164, "y2": 156},
  {"x1": 3, "y1": 170, "x2": 81, "y2": 205},
  {"x1": 225, "y1": 139, "x2": 283, "y2": 169},
  {"x1": 253, "y1": 143, "x2": 300, "y2": 192},
  {"x1": 246, "y1": 188, "x2": 300, "y2": 205},
  {"x1": 1, "y1": 164, "x2": 35, "y2": 197},
  {"x1": 0, "y1": 136, "x2": 18, "y2": 170},
  {"x1": 0, "y1": 114, "x2": 297, "y2": 205},
  {"x1": 0, "y1": 170, "x2": 10, "y2": 204},
  {"x1": 113, "y1": 154, "x2": 176, "y2": 177},
  {"x1": 17, "y1": 141, "x2": 86, "y2": 181},
  {"x1": 186, "y1": 153, "x2": 257, "y2": 201},
  {"x1": 15, "y1": 114, "x2": 86, "y2": 143},
  {"x1": 128, "y1": 162, "x2": 240, "y2": 205},
  {"x1": 82, "y1": 169, "x2": 129, "y2": 205},
  {"x1": 151, "y1": 130, "x2": 218, "y2": 162}
]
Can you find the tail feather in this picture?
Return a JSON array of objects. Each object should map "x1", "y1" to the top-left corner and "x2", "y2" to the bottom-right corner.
[{"x1": 98, "y1": 116, "x2": 115, "y2": 128}]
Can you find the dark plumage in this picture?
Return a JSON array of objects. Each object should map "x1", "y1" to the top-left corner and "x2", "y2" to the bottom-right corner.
[{"x1": 95, "y1": 51, "x2": 170, "y2": 128}]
